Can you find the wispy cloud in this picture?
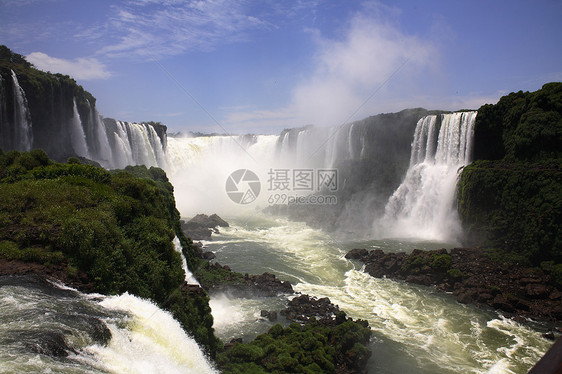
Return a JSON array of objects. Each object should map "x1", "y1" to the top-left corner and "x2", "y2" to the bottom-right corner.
[
  {"x1": 91, "y1": 0, "x2": 275, "y2": 58},
  {"x1": 26, "y1": 52, "x2": 111, "y2": 80}
]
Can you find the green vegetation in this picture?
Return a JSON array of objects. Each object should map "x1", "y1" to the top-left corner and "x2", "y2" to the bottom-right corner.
[
  {"x1": 458, "y1": 83, "x2": 562, "y2": 266},
  {"x1": 401, "y1": 252, "x2": 453, "y2": 273},
  {"x1": 217, "y1": 320, "x2": 371, "y2": 374},
  {"x1": 0, "y1": 149, "x2": 220, "y2": 356},
  {"x1": 194, "y1": 261, "x2": 246, "y2": 289}
]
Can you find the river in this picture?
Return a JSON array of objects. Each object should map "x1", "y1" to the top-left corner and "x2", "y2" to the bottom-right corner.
[{"x1": 204, "y1": 214, "x2": 551, "y2": 374}]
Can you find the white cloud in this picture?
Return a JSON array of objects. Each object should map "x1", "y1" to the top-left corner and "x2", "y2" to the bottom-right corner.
[
  {"x1": 26, "y1": 52, "x2": 111, "y2": 80},
  {"x1": 95, "y1": 0, "x2": 275, "y2": 58},
  {"x1": 222, "y1": 7, "x2": 439, "y2": 132},
  {"x1": 289, "y1": 12, "x2": 437, "y2": 127}
]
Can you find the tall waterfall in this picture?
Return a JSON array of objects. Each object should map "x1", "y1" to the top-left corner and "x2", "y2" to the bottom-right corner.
[
  {"x1": 0, "y1": 70, "x2": 167, "y2": 169},
  {"x1": 9, "y1": 70, "x2": 33, "y2": 151},
  {"x1": 377, "y1": 111, "x2": 477, "y2": 242},
  {"x1": 70, "y1": 98, "x2": 90, "y2": 158},
  {"x1": 276, "y1": 123, "x2": 367, "y2": 168}
]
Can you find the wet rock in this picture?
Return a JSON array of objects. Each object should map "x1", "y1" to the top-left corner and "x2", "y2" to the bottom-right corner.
[
  {"x1": 18, "y1": 331, "x2": 76, "y2": 357},
  {"x1": 491, "y1": 295, "x2": 515, "y2": 313},
  {"x1": 280, "y1": 294, "x2": 341, "y2": 325},
  {"x1": 345, "y1": 248, "x2": 368, "y2": 260},
  {"x1": 202, "y1": 251, "x2": 216, "y2": 260},
  {"x1": 349, "y1": 247, "x2": 562, "y2": 323},
  {"x1": 205, "y1": 267, "x2": 294, "y2": 298},
  {"x1": 260, "y1": 310, "x2": 278, "y2": 321},
  {"x1": 457, "y1": 292, "x2": 473, "y2": 304},
  {"x1": 181, "y1": 213, "x2": 229, "y2": 241}
]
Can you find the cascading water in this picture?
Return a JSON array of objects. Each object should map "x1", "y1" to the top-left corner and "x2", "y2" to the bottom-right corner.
[
  {"x1": 377, "y1": 111, "x2": 477, "y2": 242},
  {"x1": 103, "y1": 120, "x2": 168, "y2": 169},
  {"x1": 70, "y1": 98, "x2": 90, "y2": 158},
  {"x1": 10, "y1": 70, "x2": 33, "y2": 151},
  {"x1": 173, "y1": 236, "x2": 200, "y2": 285},
  {"x1": 0, "y1": 275, "x2": 217, "y2": 374},
  {"x1": 0, "y1": 72, "x2": 167, "y2": 169},
  {"x1": 86, "y1": 100, "x2": 115, "y2": 168}
]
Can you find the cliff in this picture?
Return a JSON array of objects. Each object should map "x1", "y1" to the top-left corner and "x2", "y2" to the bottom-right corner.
[
  {"x1": 0, "y1": 45, "x2": 167, "y2": 169},
  {"x1": 0, "y1": 149, "x2": 221, "y2": 356},
  {"x1": 458, "y1": 83, "x2": 562, "y2": 265}
]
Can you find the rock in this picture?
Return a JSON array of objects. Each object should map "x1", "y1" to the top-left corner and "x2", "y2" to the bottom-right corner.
[
  {"x1": 550, "y1": 291, "x2": 561, "y2": 300},
  {"x1": 181, "y1": 213, "x2": 229, "y2": 240},
  {"x1": 526, "y1": 283, "x2": 550, "y2": 298},
  {"x1": 364, "y1": 263, "x2": 386, "y2": 278},
  {"x1": 405, "y1": 274, "x2": 432, "y2": 286},
  {"x1": 281, "y1": 294, "x2": 341, "y2": 325},
  {"x1": 202, "y1": 251, "x2": 216, "y2": 260},
  {"x1": 345, "y1": 248, "x2": 368, "y2": 260},
  {"x1": 457, "y1": 292, "x2": 473, "y2": 304},
  {"x1": 260, "y1": 310, "x2": 278, "y2": 321},
  {"x1": 477, "y1": 293, "x2": 493, "y2": 302},
  {"x1": 542, "y1": 332, "x2": 556, "y2": 341},
  {"x1": 207, "y1": 270, "x2": 294, "y2": 298},
  {"x1": 351, "y1": 247, "x2": 562, "y2": 322},
  {"x1": 208, "y1": 214, "x2": 229, "y2": 227},
  {"x1": 491, "y1": 295, "x2": 515, "y2": 313},
  {"x1": 18, "y1": 331, "x2": 76, "y2": 357}
]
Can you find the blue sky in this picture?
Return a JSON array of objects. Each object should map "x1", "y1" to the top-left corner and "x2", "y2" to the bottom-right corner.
[{"x1": 1, "y1": 0, "x2": 561, "y2": 134}]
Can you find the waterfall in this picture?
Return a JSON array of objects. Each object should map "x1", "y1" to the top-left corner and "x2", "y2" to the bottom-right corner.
[
  {"x1": 0, "y1": 71, "x2": 167, "y2": 169},
  {"x1": 377, "y1": 111, "x2": 477, "y2": 242},
  {"x1": 69, "y1": 98, "x2": 90, "y2": 158},
  {"x1": 0, "y1": 276, "x2": 217, "y2": 374},
  {"x1": 173, "y1": 237, "x2": 200, "y2": 286},
  {"x1": 10, "y1": 70, "x2": 33, "y2": 151},
  {"x1": 86, "y1": 100, "x2": 114, "y2": 168},
  {"x1": 104, "y1": 120, "x2": 168, "y2": 169}
]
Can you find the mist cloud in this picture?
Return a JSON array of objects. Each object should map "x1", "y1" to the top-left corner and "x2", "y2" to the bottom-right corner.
[{"x1": 290, "y1": 12, "x2": 436, "y2": 127}]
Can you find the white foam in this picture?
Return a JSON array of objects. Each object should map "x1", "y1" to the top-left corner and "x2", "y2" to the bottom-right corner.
[{"x1": 84, "y1": 293, "x2": 217, "y2": 374}]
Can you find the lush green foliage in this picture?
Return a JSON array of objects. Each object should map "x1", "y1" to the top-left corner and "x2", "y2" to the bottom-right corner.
[
  {"x1": 0, "y1": 150, "x2": 220, "y2": 355},
  {"x1": 459, "y1": 159, "x2": 562, "y2": 265},
  {"x1": 460, "y1": 83, "x2": 562, "y2": 265},
  {"x1": 217, "y1": 320, "x2": 371, "y2": 374},
  {"x1": 472, "y1": 82, "x2": 562, "y2": 161}
]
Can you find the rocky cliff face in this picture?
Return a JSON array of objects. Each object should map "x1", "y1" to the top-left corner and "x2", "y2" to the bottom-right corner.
[{"x1": 0, "y1": 45, "x2": 167, "y2": 169}]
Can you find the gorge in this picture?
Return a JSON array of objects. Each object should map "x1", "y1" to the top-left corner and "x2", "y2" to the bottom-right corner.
[{"x1": 1, "y1": 45, "x2": 561, "y2": 373}]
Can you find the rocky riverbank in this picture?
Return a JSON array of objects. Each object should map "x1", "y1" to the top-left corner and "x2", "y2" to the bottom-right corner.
[
  {"x1": 346, "y1": 247, "x2": 562, "y2": 326},
  {"x1": 0, "y1": 259, "x2": 95, "y2": 293}
]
